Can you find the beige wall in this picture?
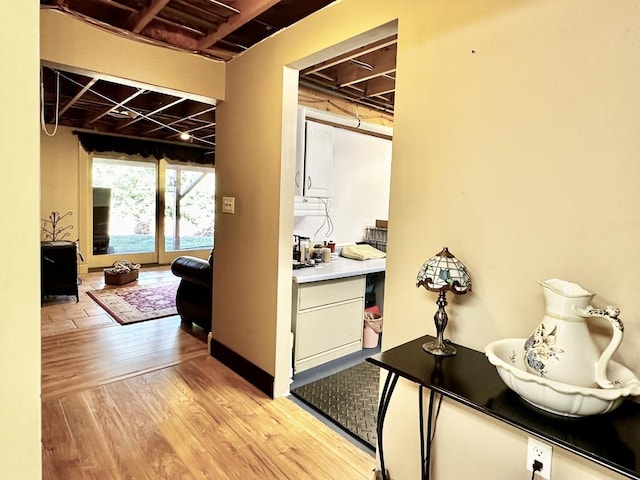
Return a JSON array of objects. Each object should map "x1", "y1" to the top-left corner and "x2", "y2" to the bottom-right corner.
[
  {"x1": 41, "y1": 126, "x2": 81, "y2": 243},
  {"x1": 40, "y1": 8, "x2": 225, "y2": 103},
  {"x1": 214, "y1": 1, "x2": 398, "y2": 396},
  {"x1": 0, "y1": 2, "x2": 42, "y2": 479},
  {"x1": 34, "y1": 1, "x2": 640, "y2": 478},
  {"x1": 215, "y1": 0, "x2": 639, "y2": 478}
]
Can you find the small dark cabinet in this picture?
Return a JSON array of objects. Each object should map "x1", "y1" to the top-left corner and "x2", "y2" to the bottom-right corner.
[{"x1": 41, "y1": 241, "x2": 79, "y2": 302}]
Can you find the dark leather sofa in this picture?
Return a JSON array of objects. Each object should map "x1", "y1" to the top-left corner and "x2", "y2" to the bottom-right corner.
[{"x1": 171, "y1": 250, "x2": 213, "y2": 331}]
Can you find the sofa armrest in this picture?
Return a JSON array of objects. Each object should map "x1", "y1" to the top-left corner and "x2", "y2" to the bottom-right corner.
[{"x1": 171, "y1": 256, "x2": 212, "y2": 288}]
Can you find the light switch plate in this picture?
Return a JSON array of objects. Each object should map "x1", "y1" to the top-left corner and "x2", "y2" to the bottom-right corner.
[{"x1": 222, "y1": 196, "x2": 235, "y2": 214}]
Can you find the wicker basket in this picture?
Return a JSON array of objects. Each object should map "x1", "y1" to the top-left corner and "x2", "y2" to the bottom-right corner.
[
  {"x1": 104, "y1": 261, "x2": 140, "y2": 285},
  {"x1": 104, "y1": 269, "x2": 138, "y2": 285}
]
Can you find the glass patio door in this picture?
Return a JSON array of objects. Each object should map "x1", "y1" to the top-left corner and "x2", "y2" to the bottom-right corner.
[
  {"x1": 89, "y1": 156, "x2": 215, "y2": 268},
  {"x1": 91, "y1": 157, "x2": 159, "y2": 266},
  {"x1": 164, "y1": 164, "x2": 215, "y2": 254}
]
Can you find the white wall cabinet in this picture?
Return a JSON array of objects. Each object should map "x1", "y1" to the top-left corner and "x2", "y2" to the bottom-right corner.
[
  {"x1": 303, "y1": 121, "x2": 333, "y2": 198},
  {"x1": 291, "y1": 276, "x2": 365, "y2": 373},
  {"x1": 294, "y1": 106, "x2": 306, "y2": 197},
  {"x1": 294, "y1": 109, "x2": 334, "y2": 201}
]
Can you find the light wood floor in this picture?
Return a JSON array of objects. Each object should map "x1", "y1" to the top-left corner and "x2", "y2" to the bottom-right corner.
[
  {"x1": 41, "y1": 267, "x2": 209, "y2": 400},
  {"x1": 41, "y1": 267, "x2": 375, "y2": 479}
]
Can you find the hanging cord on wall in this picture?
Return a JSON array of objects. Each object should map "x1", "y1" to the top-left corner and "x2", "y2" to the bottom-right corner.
[
  {"x1": 312, "y1": 197, "x2": 334, "y2": 240},
  {"x1": 40, "y1": 66, "x2": 60, "y2": 137}
]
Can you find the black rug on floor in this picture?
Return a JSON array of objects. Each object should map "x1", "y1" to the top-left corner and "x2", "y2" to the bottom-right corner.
[{"x1": 291, "y1": 361, "x2": 379, "y2": 449}]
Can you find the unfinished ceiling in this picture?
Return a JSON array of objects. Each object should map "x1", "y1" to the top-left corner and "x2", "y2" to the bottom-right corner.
[{"x1": 40, "y1": 1, "x2": 396, "y2": 150}]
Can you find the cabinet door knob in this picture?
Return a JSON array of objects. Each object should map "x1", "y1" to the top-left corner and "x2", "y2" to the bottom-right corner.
[{"x1": 306, "y1": 176, "x2": 312, "y2": 190}]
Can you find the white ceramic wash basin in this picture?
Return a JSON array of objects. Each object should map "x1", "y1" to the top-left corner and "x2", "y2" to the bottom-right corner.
[{"x1": 485, "y1": 338, "x2": 640, "y2": 417}]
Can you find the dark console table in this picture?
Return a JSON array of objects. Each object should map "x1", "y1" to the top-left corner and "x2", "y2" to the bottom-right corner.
[
  {"x1": 41, "y1": 241, "x2": 79, "y2": 302},
  {"x1": 367, "y1": 335, "x2": 640, "y2": 480}
]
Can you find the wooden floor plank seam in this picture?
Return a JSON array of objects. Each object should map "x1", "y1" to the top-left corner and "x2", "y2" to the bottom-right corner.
[{"x1": 41, "y1": 267, "x2": 375, "y2": 479}]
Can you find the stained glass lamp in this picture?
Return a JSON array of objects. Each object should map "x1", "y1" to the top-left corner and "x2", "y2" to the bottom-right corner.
[{"x1": 416, "y1": 247, "x2": 472, "y2": 356}]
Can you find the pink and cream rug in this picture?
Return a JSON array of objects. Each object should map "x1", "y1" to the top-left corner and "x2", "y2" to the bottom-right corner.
[{"x1": 87, "y1": 281, "x2": 179, "y2": 325}]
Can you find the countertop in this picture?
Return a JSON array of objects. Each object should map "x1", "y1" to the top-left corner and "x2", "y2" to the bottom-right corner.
[{"x1": 292, "y1": 256, "x2": 386, "y2": 284}]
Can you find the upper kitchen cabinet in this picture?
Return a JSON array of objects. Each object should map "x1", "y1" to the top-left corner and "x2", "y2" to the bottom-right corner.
[
  {"x1": 295, "y1": 107, "x2": 334, "y2": 199},
  {"x1": 304, "y1": 121, "x2": 333, "y2": 198}
]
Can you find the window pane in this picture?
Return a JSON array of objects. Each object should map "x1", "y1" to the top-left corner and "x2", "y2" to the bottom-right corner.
[
  {"x1": 165, "y1": 165, "x2": 215, "y2": 252},
  {"x1": 92, "y1": 157, "x2": 157, "y2": 255}
]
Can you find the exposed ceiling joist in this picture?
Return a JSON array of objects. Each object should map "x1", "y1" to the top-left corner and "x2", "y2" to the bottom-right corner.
[
  {"x1": 197, "y1": 0, "x2": 282, "y2": 50},
  {"x1": 87, "y1": 89, "x2": 146, "y2": 125},
  {"x1": 131, "y1": 0, "x2": 171, "y2": 33},
  {"x1": 302, "y1": 36, "x2": 397, "y2": 76},
  {"x1": 116, "y1": 97, "x2": 187, "y2": 131},
  {"x1": 365, "y1": 76, "x2": 395, "y2": 97},
  {"x1": 56, "y1": 78, "x2": 98, "y2": 121},
  {"x1": 40, "y1": 1, "x2": 395, "y2": 149},
  {"x1": 142, "y1": 106, "x2": 216, "y2": 135}
]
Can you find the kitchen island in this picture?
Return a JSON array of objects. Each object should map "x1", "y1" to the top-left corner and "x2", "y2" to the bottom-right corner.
[{"x1": 291, "y1": 256, "x2": 386, "y2": 373}]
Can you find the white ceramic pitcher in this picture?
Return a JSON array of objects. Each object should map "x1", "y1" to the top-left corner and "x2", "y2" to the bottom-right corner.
[{"x1": 524, "y1": 279, "x2": 623, "y2": 389}]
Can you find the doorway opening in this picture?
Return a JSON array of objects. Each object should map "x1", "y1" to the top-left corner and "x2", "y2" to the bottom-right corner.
[{"x1": 285, "y1": 20, "x2": 398, "y2": 453}]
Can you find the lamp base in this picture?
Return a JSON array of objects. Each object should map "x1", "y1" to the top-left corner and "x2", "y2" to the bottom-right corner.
[
  {"x1": 422, "y1": 339, "x2": 457, "y2": 356},
  {"x1": 423, "y1": 290, "x2": 457, "y2": 356}
]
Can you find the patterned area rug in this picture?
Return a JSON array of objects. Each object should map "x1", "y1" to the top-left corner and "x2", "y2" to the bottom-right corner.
[
  {"x1": 87, "y1": 281, "x2": 179, "y2": 325},
  {"x1": 291, "y1": 361, "x2": 380, "y2": 449}
]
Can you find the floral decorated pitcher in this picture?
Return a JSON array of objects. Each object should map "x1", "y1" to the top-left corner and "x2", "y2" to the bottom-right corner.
[{"x1": 524, "y1": 279, "x2": 623, "y2": 389}]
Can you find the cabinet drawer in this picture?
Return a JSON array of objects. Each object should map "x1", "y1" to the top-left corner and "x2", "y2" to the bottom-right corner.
[
  {"x1": 298, "y1": 276, "x2": 364, "y2": 310},
  {"x1": 295, "y1": 298, "x2": 364, "y2": 361}
]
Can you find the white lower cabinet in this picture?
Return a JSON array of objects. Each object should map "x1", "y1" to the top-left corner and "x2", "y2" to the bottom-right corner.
[{"x1": 292, "y1": 276, "x2": 365, "y2": 373}]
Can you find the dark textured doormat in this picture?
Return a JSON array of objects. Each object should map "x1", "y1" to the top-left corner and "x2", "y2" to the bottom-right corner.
[{"x1": 291, "y1": 361, "x2": 380, "y2": 449}]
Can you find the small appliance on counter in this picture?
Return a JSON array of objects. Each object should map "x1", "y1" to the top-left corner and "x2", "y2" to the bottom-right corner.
[
  {"x1": 293, "y1": 235, "x2": 311, "y2": 262},
  {"x1": 292, "y1": 235, "x2": 333, "y2": 268}
]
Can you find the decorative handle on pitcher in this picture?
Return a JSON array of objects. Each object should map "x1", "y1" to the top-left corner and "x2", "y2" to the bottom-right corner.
[{"x1": 576, "y1": 305, "x2": 624, "y2": 389}]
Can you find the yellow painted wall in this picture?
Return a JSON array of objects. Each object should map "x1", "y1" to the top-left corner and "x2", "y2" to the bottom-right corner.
[
  {"x1": 41, "y1": 126, "x2": 81, "y2": 244},
  {"x1": 215, "y1": 0, "x2": 640, "y2": 478},
  {"x1": 40, "y1": 8, "x2": 225, "y2": 102},
  {"x1": 0, "y1": 2, "x2": 42, "y2": 479},
  {"x1": 35, "y1": 1, "x2": 640, "y2": 478}
]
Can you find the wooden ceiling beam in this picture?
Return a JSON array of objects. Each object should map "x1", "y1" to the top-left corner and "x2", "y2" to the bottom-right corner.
[
  {"x1": 55, "y1": 77, "x2": 99, "y2": 121},
  {"x1": 202, "y1": 0, "x2": 240, "y2": 14},
  {"x1": 364, "y1": 76, "x2": 395, "y2": 98},
  {"x1": 197, "y1": 0, "x2": 282, "y2": 50},
  {"x1": 116, "y1": 97, "x2": 187, "y2": 130},
  {"x1": 91, "y1": 0, "x2": 136, "y2": 13},
  {"x1": 339, "y1": 67, "x2": 396, "y2": 88},
  {"x1": 301, "y1": 36, "x2": 397, "y2": 75},
  {"x1": 202, "y1": 47, "x2": 236, "y2": 60},
  {"x1": 171, "y1": 0, "x2": 232, "y2": 22},
  {"x1": 87, "y1": 89, "x2": 146, "y2": 125},
  {"x1": 132, "y1": 0, "x2": 171, "y2": 34},
  {"x1": 143, "y1": 106, "x2": 216, "y2": 134},
  {"x1": 338, "y1": 47, "x2": 397, "y2": 87}
]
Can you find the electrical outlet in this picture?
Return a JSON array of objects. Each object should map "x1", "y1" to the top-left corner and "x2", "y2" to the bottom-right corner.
[
  {"x1": 526, "y1": 437, "x2": 552, "y2": 479},
  {"x1": 222, "y1": 196, "x2": 235, "y2": 214}
]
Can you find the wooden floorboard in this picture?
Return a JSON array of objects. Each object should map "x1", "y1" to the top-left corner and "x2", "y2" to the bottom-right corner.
[
  {"x1": 41, "y1": 315, "x2": 209, "y2": 400},
  {"x1": 42, "y1": 266, "x2": 375, "y2": 479}
]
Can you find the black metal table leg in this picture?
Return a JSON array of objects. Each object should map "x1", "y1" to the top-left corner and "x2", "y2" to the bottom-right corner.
[
  {"x1": 377, "y1": 370, "x2": 399, "y2": 480},
  {"x1": 421, "y1": 387, "x2": 436, "y2": 480}
]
